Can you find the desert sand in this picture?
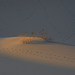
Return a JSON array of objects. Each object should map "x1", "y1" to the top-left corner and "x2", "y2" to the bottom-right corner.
[{"x1": 0, "y1": 37, "x2": 75, "y2": 68}]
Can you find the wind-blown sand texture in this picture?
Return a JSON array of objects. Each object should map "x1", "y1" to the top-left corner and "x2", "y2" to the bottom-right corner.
[{"x1": 0, "y1": 37, "x2": 75, "y2": 68}]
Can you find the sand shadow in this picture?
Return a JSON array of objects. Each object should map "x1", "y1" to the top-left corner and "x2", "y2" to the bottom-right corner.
[
  {"x1": 45, "y1": 39, "x2": 75, "y2": 46},
  {"x1": 30, "y1": 39, "x2": 75, "y2": 46}
]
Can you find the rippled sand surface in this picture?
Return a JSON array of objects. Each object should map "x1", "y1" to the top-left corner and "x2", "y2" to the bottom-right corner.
[{"x1": 0, "y1": 37, "x2": 75, "y2": 68}]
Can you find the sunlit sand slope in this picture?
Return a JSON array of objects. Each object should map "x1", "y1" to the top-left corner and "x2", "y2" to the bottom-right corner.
[{"x1": 0, "y1": 37, "x2": 75, "y2": 68}]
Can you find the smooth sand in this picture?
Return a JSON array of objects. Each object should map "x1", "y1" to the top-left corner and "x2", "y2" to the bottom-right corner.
[{"x1": 0, "y1": 37, "x2": 75, "y2": 68}]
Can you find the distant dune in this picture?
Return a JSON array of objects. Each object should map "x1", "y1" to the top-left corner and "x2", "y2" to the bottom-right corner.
[{"x1": 0, "y1": 37, "x2": 75, "y2": 68}]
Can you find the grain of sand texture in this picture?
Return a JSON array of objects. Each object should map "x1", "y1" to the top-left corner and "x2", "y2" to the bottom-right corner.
[{"x1": 0, "y1": 37, "x2": 75, "y2": 68}]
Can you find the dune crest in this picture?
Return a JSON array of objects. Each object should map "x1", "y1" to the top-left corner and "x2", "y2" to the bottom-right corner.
[
  {"x1": 0, "y1": 37, "x2": 45, "y2": 47},
  {"x1": 0, "y1": 37, "x2": 75, "y2": 68}
]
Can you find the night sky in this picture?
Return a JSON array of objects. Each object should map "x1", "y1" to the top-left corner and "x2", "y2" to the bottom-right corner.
[{"x1": 0, "y1": 0, "x2": 75, "y2": 45}]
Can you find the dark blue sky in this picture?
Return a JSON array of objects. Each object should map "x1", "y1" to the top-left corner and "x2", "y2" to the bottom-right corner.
[{"x1": 0, "y1": 0, "x2": 75, "y2": 45}]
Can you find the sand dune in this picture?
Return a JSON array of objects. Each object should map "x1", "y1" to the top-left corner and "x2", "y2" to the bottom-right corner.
[{"x1": 0, "y1": 37, "x2": 75, "y2": 68}]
